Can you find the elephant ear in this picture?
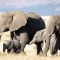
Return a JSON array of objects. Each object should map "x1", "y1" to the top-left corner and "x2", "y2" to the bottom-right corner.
[{"x1": 10, "y1": 13, "x2": 27, "y2": 32}]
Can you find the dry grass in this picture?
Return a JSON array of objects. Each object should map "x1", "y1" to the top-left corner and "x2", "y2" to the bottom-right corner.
[{"x1": 0, "y1": 32, "x2": 60, "y2": 60}]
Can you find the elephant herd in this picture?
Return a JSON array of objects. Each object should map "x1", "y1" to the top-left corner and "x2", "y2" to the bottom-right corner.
[{"x1": 0, "y1": 11, "x2": 60, "y2": 56}]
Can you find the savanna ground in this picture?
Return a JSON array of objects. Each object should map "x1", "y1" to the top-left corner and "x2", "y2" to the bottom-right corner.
[{"x1": 0, "y1": 16, "x2": 60, "y2": 60}]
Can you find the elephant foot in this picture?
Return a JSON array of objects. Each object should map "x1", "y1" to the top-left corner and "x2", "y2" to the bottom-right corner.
[
  {"x1": 51, "y1": 52, "x2": 58, "y2": 57},
  {"x1": 43, "y1": 52, "x2": 47, "y2": 57},
  {"x1": 20, "y1": 51, "x2": 27, "y2": 56},
  {"x1": 39, "y1": 52, "x2": 43, "y2": 56}
]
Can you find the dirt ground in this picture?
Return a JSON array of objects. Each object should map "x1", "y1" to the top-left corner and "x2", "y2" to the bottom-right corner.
[{"x1": 0, "y1": 32, "x2": 60, "y2": 60}]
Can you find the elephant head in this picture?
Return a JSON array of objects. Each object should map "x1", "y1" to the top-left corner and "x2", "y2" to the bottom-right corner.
[
  {"x1": 0, "y1": 11, "x2": 27, "y2": 34},
  {"x1": 46, "y1": 15, "x2": 60, "y2": 35}
]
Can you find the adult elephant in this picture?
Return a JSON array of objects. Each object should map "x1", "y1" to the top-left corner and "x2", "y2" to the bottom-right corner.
[
  {"x1": 10, "y1": 12, "x2": 45, "y2": 55},
  {"x1": 43, "y1": 15, "x2": 60, "y2": 56},
  {"x1": 0, "y1": 11, "x2": 45, "y2": 55}
]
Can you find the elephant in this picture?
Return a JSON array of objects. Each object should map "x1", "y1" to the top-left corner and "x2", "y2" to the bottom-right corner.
[
  {"x1": 0, "y1": 11, "x2": 27, "y2": 33},
  {"x1": 29, "y1": 29, "x2": 46, "y2": 44},
  {"x1": 43, "y1": 15, "x2": 60, "y2": 56},
  {"x1": 29, "y1": 29, "x2": 46, "y2": 55},
  {"x1": 11, "y1": 12, "x2": 45, "y2": 55},
  {"x1": 0, "y1": 11, "x2": 45, "y2": 55},
  {"x1": 3, "y1": 39, "x2": 21, "y2": 53},
  {"x1": 29, "y1": 28, "x2": 60, "y2": 55}
]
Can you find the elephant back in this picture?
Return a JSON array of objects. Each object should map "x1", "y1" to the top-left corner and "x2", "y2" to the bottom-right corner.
[
  {"x1": 26, "y1": 12, "x2": 45, "y2": 40},
  {"x1": 10, "y1": 11, "x2": 27, "y2": 32},
  {"x1": 26, "y1": 12, "x2": 43, "y2": 20}
]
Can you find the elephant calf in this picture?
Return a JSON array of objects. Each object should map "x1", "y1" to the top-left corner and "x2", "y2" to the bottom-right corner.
[
  {"x1": 29, "y1": 29, "x2": 46, "y2": 44},
  {"x1": 3, "y1": 39, "x2": 21, "y2": 53},
  {"x1": 29, "y1": 29, "x2": 60, "y2": 55}
]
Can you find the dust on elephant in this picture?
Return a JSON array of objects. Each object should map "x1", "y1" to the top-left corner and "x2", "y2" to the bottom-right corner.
[
  {"x1": 43, "y1": 15, "x2": 60, "y2": 56},
  {"x1": 3, "y1": 39, "x2": 21, "y2": 53}
]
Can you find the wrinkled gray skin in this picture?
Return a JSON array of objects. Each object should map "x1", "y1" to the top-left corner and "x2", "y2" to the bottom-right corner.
[
  {"x1": 0, "y1": 11, "x2": 45, "y2": 55},
  {"x1": 3, "y1": 39, "x2": 21, "y2": 53},
  {"x1": 43, "y1": 15, "x2": 60, "y2": 56},
  {"x1": 50, "y1": 33, "x2": 60, "y2": 55}
]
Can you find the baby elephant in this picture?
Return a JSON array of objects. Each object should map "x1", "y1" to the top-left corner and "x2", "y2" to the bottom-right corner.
[
  {"x1": 29, "y1": 29, "x2": 46, "y2": 44},
  {"x1": 30, "y1": 28, "x2": 60, "y2": 55},
  {"x1": 3, "y1": 39, "x2": 21, "y2": 53}
]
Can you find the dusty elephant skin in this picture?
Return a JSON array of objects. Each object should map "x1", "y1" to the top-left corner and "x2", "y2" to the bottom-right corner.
[
  {"x1": 0, "y1": 11, "x2": 45, "y2": 55},
  {"x1": 43, "y1": 15, "x2": 60, "y2": 56},
  {"x1": 3, "y1": 39, "x2": 21, "y2": 53}
]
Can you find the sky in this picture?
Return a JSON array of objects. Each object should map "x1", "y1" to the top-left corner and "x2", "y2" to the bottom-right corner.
[{"x1": 0, "y1": 0, "x2": 60, "y2": 16}]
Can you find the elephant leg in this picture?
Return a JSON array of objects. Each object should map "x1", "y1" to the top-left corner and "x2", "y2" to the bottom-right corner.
[
  {"x1": 10, "y1": 48, "x2": 14, "y2": 54},
  {"x1": 10, "y1": 32, "x2": 14, "y2": 40},
  {"x1": 16, "y1": 32, "x2": 29, "y2": 54},
  {"x1": 7, "y1": 49, "x2": 11, "y2": 53},
  {"x1": 17, "y1": 48, "x2": 20, "y2": 53},
  {"x1": 36, "y1": 42, "x2": 43, "y2": 55}
]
